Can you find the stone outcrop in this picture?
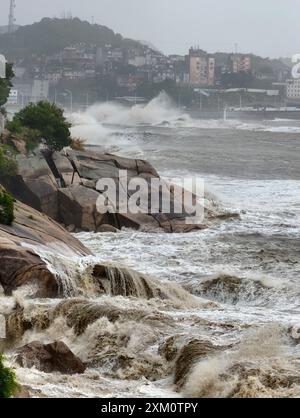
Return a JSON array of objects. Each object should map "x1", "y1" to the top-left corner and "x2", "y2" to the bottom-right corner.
[
  {"x1": 10, "y1": 138, "x2": 27, "y2": 155},
  {"x1": 58, "y1": 185, "x2": 103, "y2": 232},
  {"x1": 0, "y1": 195, "x2": 91, "y2": 296},
  {"x1": 15, "y1": 341, "x2": 86, "y2": 374},
  {"x1": 6, "y1": 154, "x2": 59, "y2": 220},
  {"x1": 96, "y1": 224, "x2": 119, "y2": 233},
  {"x1": 4, "y1": 149, "x2": 219, "y2": 233}
]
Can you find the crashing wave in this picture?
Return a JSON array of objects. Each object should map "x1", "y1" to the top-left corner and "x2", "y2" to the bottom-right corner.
[
  {"x1": 194, "y1": 273, "x2": 300, "y2": 308},
  {"x1": 92, "y1": 263, "x2": 204, "y2": 307},
  {"x1": 181, "y1": 325, "x2": 300, "y2": 398}
]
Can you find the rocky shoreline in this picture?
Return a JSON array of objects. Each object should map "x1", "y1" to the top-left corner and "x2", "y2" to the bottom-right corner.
[
  {"x1": 0, "y1": 149, "x2": 238, "y2": 397},
  {"x1": 3, "y1": 149, "x2": 228, "y2": 233},
  {"x1": 0, "y1": 192, "x2": 90, "y2": 297},
  {"x1": 0, "y1": 145, "x2": 238, "y2": 298}
]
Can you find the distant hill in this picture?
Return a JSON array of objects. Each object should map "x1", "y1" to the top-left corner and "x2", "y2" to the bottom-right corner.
[
  {"x1": 0, "y1": 17, "x2": 142, "y2": 60},
  {"x1": 0, "y1": 25, "x2": 20, "y2": 35}
]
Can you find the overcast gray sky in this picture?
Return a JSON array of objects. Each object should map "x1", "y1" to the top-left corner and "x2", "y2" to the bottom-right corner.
[{"x1": 1, "y1": 0, "x2": 298, "y2": 57}]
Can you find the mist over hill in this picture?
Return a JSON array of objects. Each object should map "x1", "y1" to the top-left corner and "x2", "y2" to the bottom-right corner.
[{"x1": 0, "y1": 17, "x2": 142, "y2": 60}]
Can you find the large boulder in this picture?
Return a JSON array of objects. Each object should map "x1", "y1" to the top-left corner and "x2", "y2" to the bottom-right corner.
[
  {"x1": 15, "y1": 341, "x2": 86, "y2": 374},
  {"x1": 0, "y1": 196, "x2": 91, "y2": 296},
  {"x1": 61, "y1": 151, "x2": 212, "y2": 232},
  {"x1": 96, "y1": 224, "x2": 119, "y2": 233},
  {"x1": 52, "y1": 152, "x2": 82, "y2": 186},
  {"x1": 0, "y1": 240, "x2": 57, "y2": 297},
  {"x1": 58, "y1": 185, "x2": 104, "y2": 231},
  {"x1": 67, "y1": 150, "x2": 158, "y2": 180},
  {"x1": 6, "y1": 154, "x2": 59, "y2": 220},
  {"x1": 5, "y1": 149, "x2": 218, "y2": 233}
]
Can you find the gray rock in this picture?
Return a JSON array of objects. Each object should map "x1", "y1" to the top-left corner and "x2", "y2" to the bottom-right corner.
[
  {"x1": 12, "y1": 154, "x2": 59, "y2": 219},
  {"x1": 96, "y1": 224, "x2": 119, "y2": 233},
  {"x1": 5, "y1": 150, "x2": 210, "y2": 233},
  {"x1": 0, "y1": 188, "x2": 90, "y2": 296},
  {"x1": 15, "y1": 341, "x2": 86, "y2": 374},
  {"x1": 66, "y1": 224, "x2": 76, "y2": 233},
  {"x1": 58, "y1": 185, "x2": 103, "y2": 231},
  {"x1": 52, "y1": 152, "x2": 82, "y2": 186}
]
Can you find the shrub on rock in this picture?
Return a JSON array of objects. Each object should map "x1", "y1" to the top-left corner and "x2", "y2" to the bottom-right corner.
[
  {"x1": 70, "y1": 137, "x2": 85, "y2": 151},
  {"x1": 0, "y1": 148, "x2": 18, "y2": 181},
  {"x1": 0, "y1": 188, "x2": 15, "y2": 225},
  {"x1": 0, "y1": 355, "x2": 18, "y2": 398}
]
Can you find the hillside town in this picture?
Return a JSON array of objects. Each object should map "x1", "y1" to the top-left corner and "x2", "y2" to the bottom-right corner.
[
  {"x1": 5, "y1": 42, "x2": 297, "y2": 109},
  {"x1": 0, "y1": 7, "x2": 299, "y2": 111}
]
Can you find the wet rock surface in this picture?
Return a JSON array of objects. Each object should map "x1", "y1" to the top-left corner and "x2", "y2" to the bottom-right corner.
[
  {"x1": 5, "y1": 149, "x2": 214, "y2": 233},
  {"x1": 0, "y1": 196, "x2": 90, "y2": 296},
  {"x1": 15, "y1": 341, "x2": 86, "y2": 374}
]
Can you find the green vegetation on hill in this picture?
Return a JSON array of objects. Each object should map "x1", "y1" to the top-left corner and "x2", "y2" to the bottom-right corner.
[{"x1": 0, "y1": 17, "x2": 141, "y2": 59}]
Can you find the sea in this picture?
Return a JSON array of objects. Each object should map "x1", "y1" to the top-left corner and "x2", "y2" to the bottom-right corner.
[{"x1": 2, "y1": 93, "x2": 300, "y2": 398}]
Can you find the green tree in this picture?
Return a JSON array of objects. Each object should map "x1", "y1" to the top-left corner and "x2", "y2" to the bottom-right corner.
[
  {"x1": 7, "y1": 101, "x2": 71, "y2": 152},
  {"x1": 0, "y1": 64, "x2": 14, "y2": 108},
  {"x1": 0, "y1": 355, "x2": 18, "y2": 398}
]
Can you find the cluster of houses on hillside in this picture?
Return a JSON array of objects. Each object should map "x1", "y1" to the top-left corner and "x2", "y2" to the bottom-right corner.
[{"x1": 4, "y1": 41, "x2": 299, "y2": 108}]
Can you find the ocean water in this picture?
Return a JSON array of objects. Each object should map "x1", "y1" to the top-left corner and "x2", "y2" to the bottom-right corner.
[{"x1": 3, "y1": 94, "x2": 300, "y2": 398}]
